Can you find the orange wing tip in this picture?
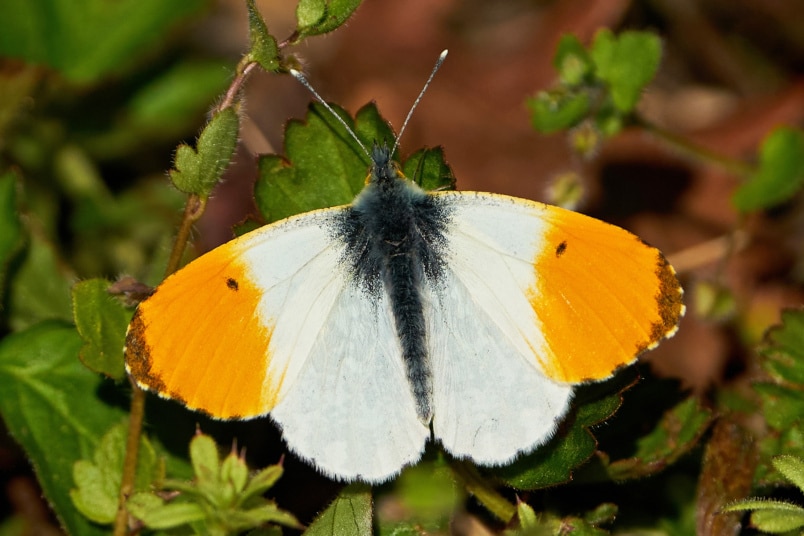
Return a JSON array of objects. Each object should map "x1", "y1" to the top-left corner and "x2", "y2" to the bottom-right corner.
[
  {"x1": 124, "y1": 309, "x2": 171, "y2": 395},
  {"x1": 123, "y1": 309, "x2": 198, "y2": 409},
  {"x1": 122, "y1": 251, "x2": 280, "y2": 421},
  {"x1": 650, "y1": 254, "x2": 686, "y2": 342},
  {"x1": 531, "y1": 236, "x2": 685, "y2": 384},
  {"x1": 633, "y1": 255, "x2": 685, "y2": 357},
  {"x1": 124, "y1": 309, "x2": 244, "y2": 419}
]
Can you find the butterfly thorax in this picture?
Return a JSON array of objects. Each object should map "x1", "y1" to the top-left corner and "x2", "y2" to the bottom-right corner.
[{"x1": 333, "y1": 144, "x2": 451, "y2": 423}]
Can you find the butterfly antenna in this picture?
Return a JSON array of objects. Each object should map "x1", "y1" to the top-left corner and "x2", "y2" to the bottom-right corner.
[
  {"x1": 391, "y1": 49, "x2": 449, "y2": 156},
  {"x1": 290, "y1": 68, "x2": 371, "y2": 159}
]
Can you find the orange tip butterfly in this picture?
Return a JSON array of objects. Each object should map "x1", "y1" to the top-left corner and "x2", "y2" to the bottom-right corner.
[{"x1": 125, "y1": 50, "x2": 684, "y2": 483}]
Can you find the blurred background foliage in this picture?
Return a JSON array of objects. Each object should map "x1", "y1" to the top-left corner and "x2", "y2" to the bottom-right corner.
[{"x1": 1, "y1": 0, "x2": 803, "y2": 534}]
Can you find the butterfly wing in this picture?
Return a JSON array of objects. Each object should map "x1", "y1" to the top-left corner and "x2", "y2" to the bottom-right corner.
[
  {"x1": 125, "y1": 208, "x2": 428, "y2": 482},
  {"x1": 269, "y1": 280, "x2": 430, "y2": 482},
  {"x1": 426, "y1": 192, "x2": 684, "y2": 463}
]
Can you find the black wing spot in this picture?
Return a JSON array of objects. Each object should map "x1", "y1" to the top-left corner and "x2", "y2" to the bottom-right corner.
[
  {"x1": 226, "y1": 278, "x2": 239, "y2": 291},
  {"x1": 555, "y1": 241, "x2": 568, "y2": 257}
]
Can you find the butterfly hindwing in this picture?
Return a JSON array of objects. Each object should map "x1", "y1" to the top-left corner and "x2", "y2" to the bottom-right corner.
[{"x1": 269, "y1": 282, "x2": 428, "y2": 482}]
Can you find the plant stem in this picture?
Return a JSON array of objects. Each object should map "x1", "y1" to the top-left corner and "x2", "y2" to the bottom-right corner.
[
  {"x1": 666, "y1": 230, "x2": 748, "y2": 274},
  {"x1": 165, "y1": 195, "x2": 207, "y2": 276},
  {"x1": 218, "y1": 60, "x2": 257, "y2": 114},
  {"x1": 113, "y1": 381, "x2": 146, "y2": 536},
  {"x1": 636, "y1": 117, "x2": 755, "y2": 179},
  {"x1": 113, "y1": 194, "x2": 207, "y2": 536},
  {"x1": 113, "y1": 26, "x2": 260, "y2": 525},
  {"x1": 451, "y1": 461, "x2": 516, "y2": 523}
]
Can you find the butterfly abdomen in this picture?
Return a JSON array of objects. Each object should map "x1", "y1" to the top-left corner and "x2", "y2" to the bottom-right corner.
[{"x1": 335, "y1": 152, "x2": 451, "y2": 423}]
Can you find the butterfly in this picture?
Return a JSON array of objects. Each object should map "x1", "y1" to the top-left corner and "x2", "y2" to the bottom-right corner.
[{"x1": 124, "y1": 51, "x2": 684, "y2": 483}]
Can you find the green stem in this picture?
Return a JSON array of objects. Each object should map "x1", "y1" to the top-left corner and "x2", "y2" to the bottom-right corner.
[
  {"x1": 113, "y1": 382, "x2": 146, "y2": 536},
  {"x1": 636, "y1": 117, "x2": 755, "y2": 179},
  {"x1": 164, "y1": 195, "x2": 207, "y2": 276},
  {"x1": 113, "y1": 26, "x2": 266, "y2": 529},
  {"x1": 278, "y1": 30, "x2": 300, "y2": 48},
  {"x1": 219, "y1": 60, "x2": 257, "y2": 113},
  {"x1": 451, "y1": 461, "x2": 516, "y2": 523},
  {"x1": 113, "y1": 194, "x2": 207, "y2": 536}
]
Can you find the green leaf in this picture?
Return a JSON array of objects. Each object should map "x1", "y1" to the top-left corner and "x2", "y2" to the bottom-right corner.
[
  {"x1": 387, "y1": 463, "x2": 460, "y2": 532},
  {"x1": 583, "y1": 503, "x2": 617, "y2": 525},
  {"x1": 246, "y1": 0, "x2": 280, "y2": 71},
  {"x1": 170, "y1": 107, "x2": 240, "y2": 197},
  {"x1": 296, "y1": 0, "x2": 362, "y2": 38},
  {"x1": 590, "y1": 29, "x2": 662, "y2": 112},
  {"x1": 138, "y1": 432, "x2": 295, "y2": 533},
  {"x1": 772, "y1": 455, "x2": 804, "y2": 493},
  {"x1": 752, "y1": 508, "x2": 804, "y2": 533},
  {"x1": 0, "y1": 64, "x2": 39, "y2": 135},
  {"x1": 296, "y1": 0, "x2": 326, "y2": 30},
  {"x1": 694, "y1": 280, "x2": 737, "y2": 322},
  {"x1": 0, "y1": 0, "x2": 207, "y2": 83},
  {"x1": 593, "y1": 104, "x2": 623, "y2": 137},
  {"x1": 190, "y1": 433, "x2": 222, "y2": 501},
  {"x1": 493, "y1": 373, "x2": 632, "y2": 489},
  {"x1": 126, "y1": 60, "x2": 234, "y2": 131},
  {"x1": 754, "y1": 382, "x2": 804, "y2": 430},
  {"x1": 81, "y1": 61, "x2": 233, "y2": 160},
  {"x1": 602, "y1": 396, "x2": 713, "y2": 480},
  {"x1": 398, "y1": 463, "x2": 458, "y2": 519},
  {"x1": 254, "y1": 102, "x2": 393, "y2": 222},
  {"x1": 515, "y1": 502, "x2": 537, "y2": 530},
  {"x1": 761, "y1": 309, "x2": 804, "y2": 385},
  {"x1": 724, "y1": 499, "x2": 804, "y2": 513},
  {"x1": 237, "y1": 503, "x2": 302, "y2": 530},
  {"x1": 6, "y1": 231, "x2": 73, "y2": 331},
  {"x1": 69, "y1": 422, "x2": 160, "y2": 524},
  {"x1": 304, "y1": 483, "x2": 372, "y2": 536},
  {"x1": 161, "y1": 478, "x2": 202, "y2": 496},
  {"x1": 127, "y1": 494, "x2": 207, "y2": 529},
  {"x1": 221, "y1": 452, "x2": 249, "y2": 497},
  {"x1": 53, "y1": 144, "x2": 108, "y2": 202},
  {"x1": 505, "y1": 510, "x2": 611, "y2": 536},
  {"x1": 241, "y1": 465, "x2": 283, "y2": 502},
  {"x1": 754, "y1": 310, "x2": 804, "y2": 484},
  {"x1": 353, "y1": 103, "x2": 398, "y2": 152},
  {"x1": 554, "y1": 34, "x2": 594, "y2": 86},
  {"x1": 401, "y1": 146, "x2": 455, "y2": 191},
  {"x1": 527, "y1": 90, "x2": 590, "y2": 133},
  {"x1": 69, "y1": 460, "x2": 118, "y2": 525},
  {"x1": 726, "y1": 499, "x2": 804, "y2": 533},
  {"x1": 506, "y1": 512, "x2": 563, "y2": 535},
  {"x1": 0, "y1": 172, "x2": 23, "y2": 292},
  {"x1": 758, "y1": 427, "x2": 804, "y2": 486},
  {"x1": 126, "y1": 491, "x2": 163, "y2": 512},
  {"x1": 733, "y1": 127, "x2": 804, "y2": 212},
  {"x1": 0, "y1": 322, "x2": 129, "y2": 535},
  {"x1": 72, "y1": 278, "x2": 131, "y2": 379}
]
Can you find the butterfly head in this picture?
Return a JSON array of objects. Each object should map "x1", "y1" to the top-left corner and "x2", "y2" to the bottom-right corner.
[{"x1": 368, "y1": 142, "x2": 403, "y2": 188}]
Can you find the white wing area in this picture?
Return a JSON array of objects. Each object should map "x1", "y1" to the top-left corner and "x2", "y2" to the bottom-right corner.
[
  {"x1": 236, "y1": 210, "x2": 428, "y2": 482},
  {"x1": 427, "y1": 192, "x2": 574, "y2": 463}
]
